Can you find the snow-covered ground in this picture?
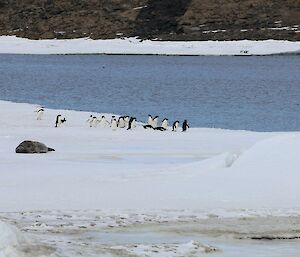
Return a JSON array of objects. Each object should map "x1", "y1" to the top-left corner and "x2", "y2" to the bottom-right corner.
[
  {"x1": 1, "y1": 100, "x2": 300, "y2": 257},
  {"x1": 0, "y1": 36, "x2": 299, "y2": 55}
]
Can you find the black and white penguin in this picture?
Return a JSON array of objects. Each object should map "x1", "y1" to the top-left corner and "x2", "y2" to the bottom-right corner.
[
  {"x1": 86, "y1": 115, "x2": 93, "y2": 123},
  {"x1": 55, "y1": 115, "x2": 67, "y2": 127},
  {"x1": 99, "y1": 115, "x2": 109, "y2": 127},
  {"x1": 111, "y1": 116, "x2": 118, "y2": 130},
  {"x1": 118, "y1": 116, "x2": 126, "y2": 128},
  {"x1": 127, "y1": 117, "x2": 136, "y2": 130},
  {"x1": 182, "y1": 120, "x2": 189, "y2": 132},
  {"x1": 152, "y1": 116, "x2": 159, "y2": 127},
  {"x1": 161, "y1": 118, "x2": 168, "y2": 130},
  {"x1": 147, "y1": 115, "x2": 153, "y2": 126},
  {"x1": 55, "y1": 115, "x2": 61, "y2": 127},
  {"x1": 172, "y1": 121, "x2": 179, "y2": 132},
  {"x1": 90, "y1": 116, "x2": 98, "y2": 128},
  {"x1": 124, "y1": 116, "x2": 130, "y2": 127},
  {"x1": 143, "y1": 124, "x2": 154, "y2": 130},
  {"x1": 154, "y1": 127, "x2": 166, "y2": 131},
  {"x1": 36, "y1": 108, "x2": 44, "y2": 120}
]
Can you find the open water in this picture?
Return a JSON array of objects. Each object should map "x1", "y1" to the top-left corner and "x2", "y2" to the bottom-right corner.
[{"x1": 0, "y1": 54, "x2": 299, "y2": 131}]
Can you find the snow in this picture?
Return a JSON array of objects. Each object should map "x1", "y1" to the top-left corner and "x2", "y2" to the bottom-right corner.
[
  {"x1": 0, "y1": 36, "x2": 299, "y2": 55},
  {"x1": 0, "y1": 100, "x2": 299, "y2": 212},
  {"x1": 0, "y1": 221, "x2": 24, "y2": 250},
  {"x1": 1, "y1": 99, "x2": 300, "y2": 256}
]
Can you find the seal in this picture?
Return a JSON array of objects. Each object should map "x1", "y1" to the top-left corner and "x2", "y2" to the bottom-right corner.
[{"x1": 16, "y1": 141, "x2": 55, "y2": 154}]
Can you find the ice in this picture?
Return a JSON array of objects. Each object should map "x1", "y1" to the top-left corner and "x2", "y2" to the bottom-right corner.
[{"x1": 1, "y1": 100, "x2": 300, "y2": 256}]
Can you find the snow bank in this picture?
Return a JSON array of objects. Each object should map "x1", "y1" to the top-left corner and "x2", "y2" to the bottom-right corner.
[
  {"x1": 0, "y1": 220, "x2": 57, "y2": 257},
  {"x1": 0, "y1": 36, "x2": 299, "y2": 55},
  {"x1": 0, "y1": 221, "x2": 26, "y2": 257}
]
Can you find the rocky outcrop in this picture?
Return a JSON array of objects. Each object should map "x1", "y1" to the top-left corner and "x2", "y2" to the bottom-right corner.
[
  {"x1": 0, "y1": 0, "x2": 299, "y2": 41},
  {"x1": 15, "y1": 141, "x2": 55, "y2": 154}
]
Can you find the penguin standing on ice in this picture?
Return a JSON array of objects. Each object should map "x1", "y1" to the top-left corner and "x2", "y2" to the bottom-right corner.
[
  {"x1": 55, "y1": 115, "x2": 61, "y2": 127},
  {"x1": 90, "y1": 116, "x2": 98, "y2": 128},
  {"x1": 127, "y1": 117, "x2": 136, "y2": 130},
  {"x1": 124, "y1": 116, "x2": 130, "y2": 127},
  {"x1": 182, "y1": 120, "x2": 189, "y2": 132},
  {"x1": 36, "y1": 108, "x2": 44, "y2": 120},
  {"x1": 161, "y1": 118, "x2": 168, "y2": 130},
  {"x1": 172, "y1": 121, "x2": 179, "y2": 132},
  {"x1": 86, "y1": 115, "x2": 93, "y2": 123},
  {"x1": 152, "y1": 116, "x2": 159, "y2": 127},
  {"x1": 147, "y1": 115, "x2": 153, "y2": 126},
  {"x1": 99, "y1": 115, "x2": 109, "y2": 127},
  {"x1": 55, "y1": 114, "x2": 66, "y2": 127},
  {"x1": 111, "y1": 116, "x2": 118, "y2": 130},
  {"x1": 118, "y1": 116, "x2": 125, "y2": 128}
]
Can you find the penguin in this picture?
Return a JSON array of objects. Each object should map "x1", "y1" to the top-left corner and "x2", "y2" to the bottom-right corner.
[
  {"x1": 86, "y1": 114, "x2": 93, "y2": 123},
  {"x1": 154, "y1": 127, "x2": 166, "y2": 131},
  {"x1": 36, "y1": 108, "x2": 44, "y2": 120},
  {"x1": 147, "y1": 115, "x2": 153, "y2": 126},
  {"x1": 152, "y1": 116, "x2": 159, "y2": 127},
  {"x1": 161, "y1": 118, "x2": 168, "y2": 130},
  {"x1": 124, "y1": 116, "x2": 130, "y2": 127},
  {"x1": 182, "y1": 120, "x2": 189, "y2": 132},
  {"x1": 111, "y1": 115, "x2": 116, "y2": 124},
  {"x1": 172, "y1": 121, "x2": 179, "y2": 132},
  {"x1": 55, "y1": 115, "x2": 62, "y2": 127},
  {"x1": 127, "y1": 117, "x2": 136, "y2": 130},
  {"x1": 143, "y1": 124, "x2": 154, "y2": 130},
  {"x1": 99, "y1": 115, "x2": 109, "y2": 127},
  {"x1": 61, "y1": 117, "x2": 67, "y2": 124},
  {"x1": 131, "y1": 117, "x2": 137, "y2": 128},
  {"x1": 111, "y1": 117, "x2": 118, "y2": 130},
  {"x1": 89, "y1": 116, "x2": 98, "y2": 128},
  {"x1": 118, "y1": 116, "x2": 125, "y2": 128}
]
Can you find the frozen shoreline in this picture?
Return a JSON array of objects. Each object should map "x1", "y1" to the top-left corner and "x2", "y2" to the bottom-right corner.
[
  {"x1": 0, "y1": 36, "x2": 299, "y2": 55},
  {"x1": 1, "y1": 100, "x2": 300, "y2": 256}
]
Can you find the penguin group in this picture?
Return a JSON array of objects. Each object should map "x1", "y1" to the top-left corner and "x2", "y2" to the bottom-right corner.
[
  {"x1": 144, "y1": 115, "x2": 189, "y2": 132},
  {"x1": 86, "y1": 114, "x2": 137, "y2": 130},
  {"x1": 36, "y1": 107, "x2": 189, "y2": 132}
]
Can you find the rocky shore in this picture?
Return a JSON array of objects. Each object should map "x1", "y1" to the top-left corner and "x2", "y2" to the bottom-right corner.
[{"x1": 0, "y1": 0, "x2": 299, "y2": 41}]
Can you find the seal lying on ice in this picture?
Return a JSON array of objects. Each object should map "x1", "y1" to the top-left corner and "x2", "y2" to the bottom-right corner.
[{"x1": 15, "y1": 141, "x2": 55, "y2": 154}]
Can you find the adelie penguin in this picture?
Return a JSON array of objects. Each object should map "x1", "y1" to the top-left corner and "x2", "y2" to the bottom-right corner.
[
  {"x1": 111, "y1": 116, "x2": 118, "y2": 130},
  {"x1": 182, "y1": 120, "x2": 189, "y2": 132},
  {"x1": 55, "y1": 114, "x2": 66, "y2": 128},
  {"x1": 124, "y1": 116, "x2": 130, "y2": 127},
  {"x1": 127, "y1": 117, "x2": 137, "y2": 130},
  {"x1": 118, "y1": 116, "x2": 126, "y2": 128},
  {"x1": 36, "y1": 108, "x2": 44, "y2": 120},
  {"x1": 86, "y1": 115, "x2": 93, "y2": 123},
  {"x1": 90, "y1": 116, "x2": 98, "y2": 128},
  {"x1": 143, "y1": 124, "x2": 154, "y2": 130},
  {"x1": 147, "y1": 115, "x2": 153, "y2": 126},
  {"x1": 161, "y1": 118, "x2": 168, "y2": 130},
  {"x1": 99, "y1": 116, "x2": 109, "y2": 127},
  {"x1": 154, "y1": 127, "x2": 166, "y2": 131},
  {"x1": 172, "y1": 121, "x2": 179, "y2": 132},
  {"x1": 152, "y1": 116, "x2": 159, "y2": 127}
]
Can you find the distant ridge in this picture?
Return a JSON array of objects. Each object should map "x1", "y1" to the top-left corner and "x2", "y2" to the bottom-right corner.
[{"x1": 0, "y1": 0, "x2": 299, "y2": 41}]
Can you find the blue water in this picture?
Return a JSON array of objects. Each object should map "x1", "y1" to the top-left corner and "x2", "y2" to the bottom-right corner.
[{"x1": 0, "y1": 54, "x2": 299, "y2": 131}]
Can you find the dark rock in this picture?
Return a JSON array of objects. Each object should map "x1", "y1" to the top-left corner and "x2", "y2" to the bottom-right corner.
[
  {"x1": 0, "y1": 0, "x2": 298, "y2": 41},
  {"x1": 15, "y1": 141, "x2": 55, "y2": 154}
]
